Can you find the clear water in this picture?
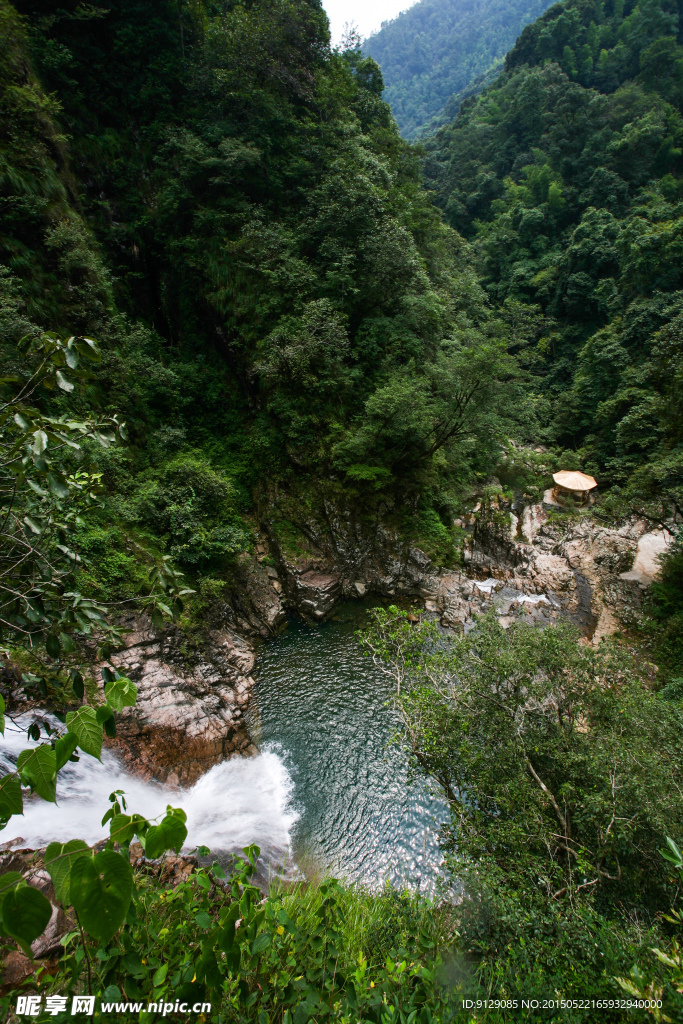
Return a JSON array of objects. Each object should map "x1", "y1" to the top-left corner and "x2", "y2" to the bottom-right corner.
[
  {"x1": 1, "y1": 602, "x2": 448, "y2": 891},
  {"x1": 248, "y1": 602, "x2": 448, "y2": 891}
]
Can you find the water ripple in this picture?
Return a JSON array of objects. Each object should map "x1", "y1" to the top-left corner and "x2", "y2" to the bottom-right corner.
[{"x1": 248, "y1": 602, "x2": 448, "y2": 892}]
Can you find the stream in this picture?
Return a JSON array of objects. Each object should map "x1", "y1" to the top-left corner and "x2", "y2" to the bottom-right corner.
[{"x1": 1, "y1": 603, "x2": 448, "y2": 891}]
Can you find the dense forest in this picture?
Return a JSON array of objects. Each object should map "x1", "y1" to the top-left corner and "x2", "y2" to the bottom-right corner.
[
  {"x1": 0, "y1": 0, "x2": 521, "y2": 606},
  {"x1": 0, "y1": 0, "x2": 682, "y2": 1019},
  {"x1": 426, "y1": 0, "x2": 683, "y2": 490},
  {"x1": 424, "y1": 0, "x2": 683, "y2": 667},
  {"x1": 364, "y1": 0, "x2": 556, "y2": 139}
]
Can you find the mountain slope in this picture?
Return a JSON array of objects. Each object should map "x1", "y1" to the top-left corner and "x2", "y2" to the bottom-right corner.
[
  {"x1": 0, "y1": 0, "x2": 521, "y2": 598},
  {"x1": 424, "y1": 0, "x2": 683, "y2": 517},
  {"x1": 364, "y1": 0, "x2": 557, "y2": 139}
]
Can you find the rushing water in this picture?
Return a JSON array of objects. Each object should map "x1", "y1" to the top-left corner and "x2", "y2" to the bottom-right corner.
[
  {"x1": 1, "y1": 602, "x2": 447, "y2": 890},
  {"x1": 0, "y1": 723, "x2": 297, "y2": 868},
  {"x1": 249, "y1": 602, "x2": 448, "y2": 890}
]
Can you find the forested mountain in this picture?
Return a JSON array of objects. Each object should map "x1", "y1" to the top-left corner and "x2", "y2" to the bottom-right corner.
[
  {"x1": 364, "y1": 0, "x2": 556, "y2": 139},
  {"x1": 425, "y1": 0, "x2": 683, "y2": 528},
  {"x1": 0, "y1": 0, "x2": 521, "y2": 599}
]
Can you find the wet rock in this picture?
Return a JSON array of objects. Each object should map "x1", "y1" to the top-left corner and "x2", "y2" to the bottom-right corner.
[
  {"x1": 292, "y1": 571, "x2": 341, "y2": 619},
  {"x1": 104, "y1": 619, "x2": 258, "y2": 784}
]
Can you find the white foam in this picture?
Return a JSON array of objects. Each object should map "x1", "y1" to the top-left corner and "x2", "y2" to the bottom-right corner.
[
  {"x1": 517, "y1": 593, "x2": 550, "y2": 606},
  {"x1": 0, "y1": 719, "x2": 296, "y2": 866},
  {"x1": 473, "y1": 578, "x2": 499, "y2": 593}
]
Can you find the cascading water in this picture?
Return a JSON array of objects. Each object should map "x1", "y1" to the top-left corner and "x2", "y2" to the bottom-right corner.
[
  {"x1": 1, "y1": 602, "x2": 448, "y2": 890},
  {"x1": 0, "y1": 721, "x2": 297, "y2": 870}
]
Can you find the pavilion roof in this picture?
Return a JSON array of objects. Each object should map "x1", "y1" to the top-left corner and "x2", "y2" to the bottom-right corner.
[{"x1": 553, "y1": 470, "x2": 598, "y2": 491}]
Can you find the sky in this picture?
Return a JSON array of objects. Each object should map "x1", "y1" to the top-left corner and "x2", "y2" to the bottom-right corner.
[{"x1": 322, "y1": 0, "x2": 416, "y2": 45}]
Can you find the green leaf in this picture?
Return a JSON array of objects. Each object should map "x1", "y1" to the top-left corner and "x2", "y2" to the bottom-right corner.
[
  {"x1": 662, "y1": 836, "x2": 683, "y2": 870},
  {"x1": 70, "y1": 670, "x2": 84, "y2": 699},
  {"x1": 110, "y1": 813, "x2": 146, "y2": 844},
  {"x1": 104, "y1": 677, "x2": 138, "y2": 713},
  {"x1": 195, "y1": 910, "x2": 212, "y2": 930},
  {"x1": 27, "y1": 479, "x2": 48, "y2": 497},
  {"x1": 250, "y1": 932, "x2": 272, "y2": 955},
  {"x1": 65, "y1": 347, "x2": 79, "y2": 370},
  {"x1": 0, "y1": 871, "x2": 23, "y2": 910},
  {"x1": 2, "y1": 885, "x2": 52, "y2": 954},
  {"x1": 45, "y1": 634, "x2": 61, "y2": 659},
  {"x1": 218, "y1": 904, "x2": 240, "y2": 952},
  {"x1": 293, "y1": 1004, "x2": 310, "y2": 1024},
  {"x1": 17, "y1": 745, "x2": 56, "y2": 802},
  {"x1": 152, "y1": 962, "x2": 169, "y2": 987},
  {"x1": 144, "y1": 813, "x2": 188, "y2": 859},
  {"x1": 70, "y1": 850, "x2": 133, "y2": 943},
  {"x1": 55, "y1": 370, "x2": 74, "y2": 393},
  {"x1": 32, "y1": 429, "x2": 48, "y2": 455},
  {"x1": 0, "y1": 774, "x2": 22, "y2": 818},
  {"x1": 48, "y1": 473, "x2": 70, "y2": 499},
  {"x1": 45, "y1": 840, "x2": 90, "y2": 905},
  {"x1": 23, "y1": 516, "x2": 42, "y2": 536},
  {"x1": 78, "y1": 337, "x2": 101, "y2": 361},
  {"x1": 59, "y1": 632, "x2": 76, "y2": 654},
  {"x1": 65, "y1": 706, "x2": 102, "y2": 759},
  {"x1": 54, "y1": 732, "x2": 79, "y2": 771},
  {"x1": 0, "y1": 870, "x2": 23, "y2": 925}
]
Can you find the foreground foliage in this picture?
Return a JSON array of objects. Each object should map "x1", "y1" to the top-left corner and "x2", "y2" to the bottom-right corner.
[
  {"x1": 362, "y1": 609, "x2": 683, "y2": 1021},
  {"x1": 3, "y1": 841, "x2": 453, "y2": 1024}
]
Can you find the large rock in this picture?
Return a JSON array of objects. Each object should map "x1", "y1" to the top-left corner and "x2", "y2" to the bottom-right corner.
[
  {"x1": 105, "y1": 619, "x2": 258, "y2": 785},
  {"x1": 467, "y1": 501, "x2": 672, "y2": 640},
  {"x1": 619, "y1": 529, "x2": 672, "y2": 586},
  {"x1": 291, "y1": 571, "x2": 340, "y2": 619},
  {"x1": 527, "y1": 551, "x2": 575, "y2": 592}
]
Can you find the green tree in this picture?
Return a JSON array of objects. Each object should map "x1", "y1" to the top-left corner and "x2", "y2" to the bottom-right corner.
[{"x1": 361, "y1": 609, "x2": 683, "y2": 1011}]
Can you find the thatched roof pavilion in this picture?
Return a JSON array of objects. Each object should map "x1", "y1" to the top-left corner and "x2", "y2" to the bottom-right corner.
[{"x1": 552, "y1": 470, "x2": 597, "y2": 506}]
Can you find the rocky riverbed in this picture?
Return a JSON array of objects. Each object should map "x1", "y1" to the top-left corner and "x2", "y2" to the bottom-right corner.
[
  {"x1": 0, "y1": 495, "x2": 672, "y2": 994},
  {"x1": 3, "y1": 494, "x2": 672, "y2": 816},
  {"x1": 97, "y1": 498, "x2": 672, "y2": 783}
]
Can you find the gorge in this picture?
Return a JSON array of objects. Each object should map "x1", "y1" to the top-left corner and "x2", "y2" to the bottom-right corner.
[{"x1": 1, "y1": 0, "x2": 682, "y2": 1018}]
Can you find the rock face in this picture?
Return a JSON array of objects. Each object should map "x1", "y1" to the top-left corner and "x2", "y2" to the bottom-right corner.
[
  {"x1": 219, "y1": 551, "x2": 287, "y2": 637},
  {"x1": 471, "y1": 504, "x2": 671, "y2": 641},
  {"x1": 261, "y1": 489, "x2": 446, "y2": 620},
  {"x1": 292, "y1": 571, "x2": 340, "y2": 619},
  {"x1": 106, "y1": 618, "x2": 258, "y2": 785},
  {"x1": 619, "y1": 529, "x2": 672, "y2": 587},
  {"x1": 261, "y1": 484, "x2": 669, "y2": 643}
]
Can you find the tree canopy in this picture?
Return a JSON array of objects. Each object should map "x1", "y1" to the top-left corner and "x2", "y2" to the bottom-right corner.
[
  {"x1": 424, "y1": 0, "x2": 683, "y2": 518},
  {"x1": 364, "y1": 0, "x2": 557, "y2": 139}
]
